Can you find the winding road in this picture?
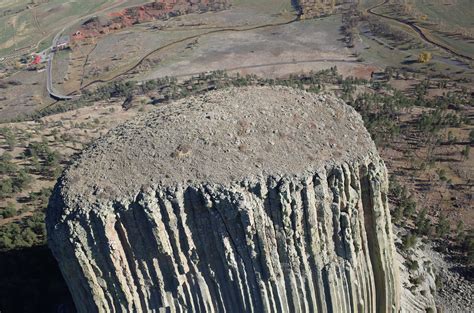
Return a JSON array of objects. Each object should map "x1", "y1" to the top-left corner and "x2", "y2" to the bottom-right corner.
[
  {"x1": 366, "y1": 0, "x2": 473, "y2": 61},
  {"x1": 78, "y1": 18, "x2": 301, "y2": 90},
  {"x1": 46, "y1": 31, "x2": 73, "y2": 100},
  {"x1": 42, "y1": 12, "x2": 363, "y2": 107},
  {"x1": 43, "y1": 0, "x2": 147, "y2": 100}
]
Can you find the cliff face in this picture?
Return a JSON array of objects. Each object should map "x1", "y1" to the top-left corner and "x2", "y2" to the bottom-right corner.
[{"x1": 47, "y1": 87, "x2": 400, "y2": 313}]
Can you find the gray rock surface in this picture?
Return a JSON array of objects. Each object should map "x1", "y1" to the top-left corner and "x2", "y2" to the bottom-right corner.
[
  {"x1": 393, "y1": 227, "x2": 438, "y2": 313},
  {"x1": 47, "y1": 87, "x2": 400, "y2": 313},
  {"x1": 394, "y1": 226, "x2": 473, "y2": 313}
]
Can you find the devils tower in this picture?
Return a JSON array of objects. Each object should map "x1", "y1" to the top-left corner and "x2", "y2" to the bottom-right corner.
[{"x1": 47, "y1": 86, "x2": 400, "y2": 313}]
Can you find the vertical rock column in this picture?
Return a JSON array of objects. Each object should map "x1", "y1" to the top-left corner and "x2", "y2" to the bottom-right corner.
[{"x1": 47, "y1": 87, "x2": 400, "y2": 313}]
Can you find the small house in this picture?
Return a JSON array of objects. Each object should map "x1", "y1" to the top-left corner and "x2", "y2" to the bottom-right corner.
[{"x1": 55, "y1": 35, "x2": 70, "y2": 51}]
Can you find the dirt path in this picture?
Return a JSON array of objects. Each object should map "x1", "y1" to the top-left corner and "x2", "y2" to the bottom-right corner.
[
  {"x1": 78, "y1": 18, "x2": 301, "y2": 91},
  {"x1": 79, "y1": 43, "x2": 98, "y2": 88},
  {"x1": 171, "y1": 58, "x2": 361, "y2": 78},
  {"x1": 1, "y1": 1, "x2": 132, "y2": 60},
  {"x1": 366, "y1": 0, "x2": 473, "y2": 61},
  {"x1": 32, "y1": 7, "x2": 46, "y2": 36}
]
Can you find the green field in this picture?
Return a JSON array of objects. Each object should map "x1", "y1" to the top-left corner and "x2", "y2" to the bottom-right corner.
[
  {"x1": 358, "y1": 0, "x2": 474, "y2": 63},
  {"x1": 413, "y1": 0, "x2": 474, "y2": 57},
  {"x1": 234, "y1": 0, "x2": 294, "y2": 12},
  {"x1": 0, "y1": 0, "x2": 153, "y2": 58},
  {"x1": 412, "y1": 0, "x2": 473, "y2": 29},
  {"x1": 0, "y1": 0, "x2": 110, "y2": 57}
]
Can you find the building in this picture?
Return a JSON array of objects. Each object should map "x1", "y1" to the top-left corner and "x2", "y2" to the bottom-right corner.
[
  {"x1": 31, "y1": 55, "x2": 42, "y2": 65},
  {"x1": 54, "y1": 35, "x2": 70, "y2": 51}
]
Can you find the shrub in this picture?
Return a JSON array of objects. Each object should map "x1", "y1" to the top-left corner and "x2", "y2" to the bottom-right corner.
[
  {"x1": 0, "y1": 128, "x2": 17, "y2": 151},
  {"x1": 409, "y1": 275, "x2": 423, "y2": 288},
  {"x1": 461, "y1": 232, "x2": 474, "y2": 264},
  {"x1": 456, "y1": 221, "x2": 465, "y2": 242},
  {"x1": 0, "y1": 203, "x2": 16, "y2": 219},
  {"x1": 0, "y1": 178, "x2": 13, "y2": 199},
  {"x1": 402, "y1": 233, "x2": 418, "y2": 251},
  {"x1": 405, "y1": 259, "x2": 419, "y2": 271},
  {"x1": 461, "y1": 145, "x2": 470, "y2": 160},
  {"x1": 435, "y1": 215, "x2": 450, "y2": 239},
  {"x1": 415, "y1": 208, "x2": 432, "y2": 236},
  {"x1": 418, "y1": 52, "x2": 432, "y2": 63},
  {"x1": 12, "y1": 169, "x2": 33, "y2": 192},
  {"x1": 0, "y1": 212, "x2": 47, "y2": 250},
  {"x1": 0, "y1": 152, "x2": 17, "y2": 175}
]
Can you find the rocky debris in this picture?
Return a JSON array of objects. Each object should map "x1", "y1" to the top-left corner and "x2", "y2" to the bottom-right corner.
[
  {"x1": 425, "y1": 243, "x2": 474, "y2": 313},
  {"x1": 437, "y1": 272, "x2": 474, "y2": 312},
  {"x1": 47, "y1": 87, "x2": 400, "y2": 312},
  {"x1": 394, "y1": 226, "x2": 473, "y2": 313},
  {"x1": 295, "y1": 0, "x2": 337, "y2": 18},
  {"x1": 394, "y1": 228, "x2": 438, "y2": 313},
  {"x1": 437, "y1": 266, "x2": 474, "y2": 313}
]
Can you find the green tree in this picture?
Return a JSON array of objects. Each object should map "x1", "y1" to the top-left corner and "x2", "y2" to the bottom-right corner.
[
  {"x1": 4, "y1": 132, "x2": 16, "y2": 151},
  {"x1": 30, "y1": 155, "x2": 41, "y2": 173},
  {"x1": 0, "y1": 152, "x2": 17, "y2": 174},
  {"x1": 402, "y1": 233, "x2": 418, "y2": 251},
  {"x1": 12, "y1": 169, "x2": 33, "y2": 192},
  {"x1": 0, "y1": 202, "x2": 16, "y2": 219},
  {"x1": 456, "y1": 221, "x2": 465, "y2": 243},
  {"x1": 0, "y1": 178, "x2": 13, "y2": 199},
  {"x1": 461, "y1": 233, "x2": 474, "y2": 264},
  {"x1": 461, "y1": 145, "x2": 470, "y2": 160},
  {"x1": 415, "y1": 208, "x2": 432, "y2": 236},
  {"x1": 436, "y1": 215, "x2": 450, "y2": 239}
]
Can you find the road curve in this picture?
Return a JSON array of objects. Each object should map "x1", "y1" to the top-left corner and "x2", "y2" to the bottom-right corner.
[
  {"x1": 366, "y1": 0, "x2": 473, "y2": 61},
  {"x1": 46, "y1": 31, "x2": 73, "y2": 100},
  {"x1": 80, "y1": 18, "x2": 300, "y2": 90}
]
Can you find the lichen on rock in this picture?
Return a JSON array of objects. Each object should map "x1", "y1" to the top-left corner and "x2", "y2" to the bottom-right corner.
[{"x1": 47, "y1": 87, "x2": 400, "y2": 313}]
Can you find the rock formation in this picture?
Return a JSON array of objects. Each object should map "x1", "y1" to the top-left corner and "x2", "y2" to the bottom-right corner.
[
  {"x1": 295, "y1": 0, "x2": 338, "y2": 18},
  {"x1": 47, "y1": 87, "x2": 400, "y2": 313},
  {"x1": 73, "y1": 0, "x2": 231, "y2": 42}
]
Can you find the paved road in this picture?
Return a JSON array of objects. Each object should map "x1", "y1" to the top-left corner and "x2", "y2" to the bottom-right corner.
[
  {"x1": 46, "y1": 31, "x2": 72, "y2": 100},
  {"x1": 44, "y1": 0, "x2": 157, "y2": 100}
]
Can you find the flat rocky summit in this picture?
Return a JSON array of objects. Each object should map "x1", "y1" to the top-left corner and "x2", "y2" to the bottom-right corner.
[
  {"x1": 48, "y1": 86, "x2": 399, "y2": 313},
  {"x1": 62, "y1": 86, "x2": 375, "y2": 201}
]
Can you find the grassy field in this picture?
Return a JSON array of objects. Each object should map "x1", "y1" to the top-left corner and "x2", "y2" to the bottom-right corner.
[
  {"x1": 0, "y1": 0, "x2": 111, "y2": 57},
  {"x1": 410, "y1": 0, "x2": 474, "y2": 58},
  {"x1": 234, "y1": 0, "x2": 294, "y2": 14},
  {"x1": 412, "y1": 0, "x2": 473, "y2": 29},
  {"x1": 373, "y1": 0, "x2": 473, "y2": 59},
  {"x1": 55, "y1": 0, "x2": 301, "y2": 91},
  {"x1": 1, "y1": 0, "x2": 300, "y2": 123},
  {"x1": 356, "y1": 0, "x2": 474, "y2": 76},
  {"x1": 0, "y1": 0, "x2": 155, "y2": 58}
]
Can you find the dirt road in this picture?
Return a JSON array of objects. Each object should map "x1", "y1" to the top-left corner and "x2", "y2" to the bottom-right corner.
[{"x1": 367, "y1": 0, "x2": 473, "y2": 61}]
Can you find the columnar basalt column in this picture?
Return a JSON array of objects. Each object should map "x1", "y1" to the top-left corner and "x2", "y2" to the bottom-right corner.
[{"x1": 47, "y1": 86, "x2": 400, "y2": 313}]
